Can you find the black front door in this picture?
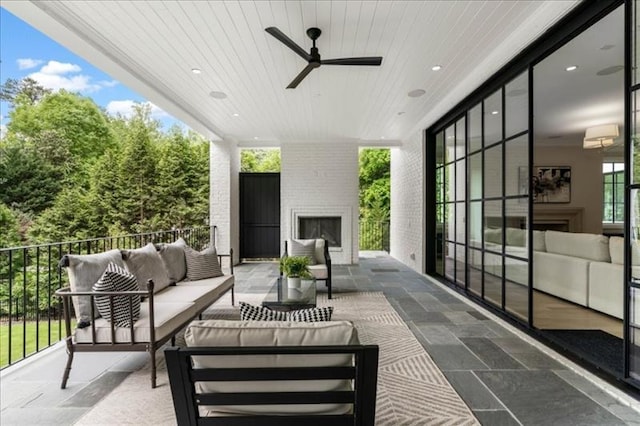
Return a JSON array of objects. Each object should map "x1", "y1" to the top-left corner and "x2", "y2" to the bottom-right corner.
[{"x1": 239, "y1": 173, "x2": 280, "y2": 259}]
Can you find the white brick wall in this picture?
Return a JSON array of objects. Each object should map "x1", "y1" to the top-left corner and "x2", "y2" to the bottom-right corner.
[
  {"x1": 281, "y1": 142, "x2": 359, "y2": 264},
  {"x1": 391, "y1": 131, "x2": 425, "y2": 272},
  {"x1": 210, "y1": 140, "x2": 240, "y2": 261}
]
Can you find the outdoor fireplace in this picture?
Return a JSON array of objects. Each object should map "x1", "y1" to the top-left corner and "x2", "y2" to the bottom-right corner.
[{"x1": 299, "y1": 217, "x2": 341, "y2": 247}]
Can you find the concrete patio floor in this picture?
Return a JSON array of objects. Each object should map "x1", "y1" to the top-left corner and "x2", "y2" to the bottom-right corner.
[{"x1": 1, "y1": 252, "x2": 640, "y2": 425}]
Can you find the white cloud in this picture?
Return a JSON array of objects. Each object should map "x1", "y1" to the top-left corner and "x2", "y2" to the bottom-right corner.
[
  {"x1": 17, "y1": 58, "x2": 43, "y2": 70},
  {"x1": 106, "y1": 100, "x2": 169, "y2": 120},
  {"x1": 40, "y1": 60, "x2": 81, "y2": 75},
  {"x1": 99, "y1": 79, "x2": 119, "y2": 88},
  {"x1": 28, "y1": 71, "x2": 101, "y2": 93}
]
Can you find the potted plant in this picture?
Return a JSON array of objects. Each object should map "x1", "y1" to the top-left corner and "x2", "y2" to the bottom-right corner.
[{"x1": 280, "y1": 255, "x2": 312, "y2": 288}]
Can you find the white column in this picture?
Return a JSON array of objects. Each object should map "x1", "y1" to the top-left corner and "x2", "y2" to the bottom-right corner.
[{"x1": 210, "y1": 140, "x2": 239, "y2": 262}]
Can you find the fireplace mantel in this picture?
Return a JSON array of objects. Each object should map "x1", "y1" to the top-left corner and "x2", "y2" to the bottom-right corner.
[{"x1": 533, "y1": 207, "x2": 584, "y2": 232}]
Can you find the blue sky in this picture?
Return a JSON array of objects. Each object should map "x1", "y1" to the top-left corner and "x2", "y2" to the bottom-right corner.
[{"x1": 0, "y1": 7, "x2": 180, "y2": 135}]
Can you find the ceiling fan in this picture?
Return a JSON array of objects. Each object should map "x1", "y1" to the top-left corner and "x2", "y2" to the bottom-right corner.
[{"x1": 265, "y1": 26, "x2": 383, "y2": 89}]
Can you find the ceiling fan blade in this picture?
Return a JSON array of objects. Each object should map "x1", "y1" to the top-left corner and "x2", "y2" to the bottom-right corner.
[
  {"x1": 265, "y1": 27, "x2": 311, "y2": 62},
  {"x1": 321, "y1": 57, "x2": 383, "y2": 66},
  {"x1": 287, "y1": 64, "x2": 316, "y2": 89}
]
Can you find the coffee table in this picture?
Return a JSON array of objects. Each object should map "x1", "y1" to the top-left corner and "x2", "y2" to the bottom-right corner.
[{"x1": 262, "y1": 276, "x2": 317, "y2": 311}]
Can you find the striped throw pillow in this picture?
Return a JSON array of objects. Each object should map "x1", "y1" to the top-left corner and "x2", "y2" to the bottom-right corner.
[
  {"x1": 92, "y1": 262, "x2": 141, "y2": 328},
  {"x1": 239, "y1": 302, "x2": 333, "y2": 322},
  {"x1": 183, "y1": 246, "x2": 223, "y2": 281},
  {"x1": 289, "y1": 239, "x2": 317, "y2": 265}
]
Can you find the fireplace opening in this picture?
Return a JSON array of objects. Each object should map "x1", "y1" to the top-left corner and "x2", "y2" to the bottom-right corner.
[{"x1": 299, "y1": 217, "x2": 341, "y2": 247}]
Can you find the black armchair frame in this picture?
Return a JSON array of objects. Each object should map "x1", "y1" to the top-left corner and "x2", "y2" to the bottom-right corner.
[{"x1": 165, "y1": 344, "x2": 379, "y2": 426}]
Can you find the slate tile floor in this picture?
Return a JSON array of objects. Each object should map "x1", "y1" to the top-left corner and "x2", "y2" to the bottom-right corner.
[{"x1": 2, "y1": 252, "x2": 640, "y2": 425}]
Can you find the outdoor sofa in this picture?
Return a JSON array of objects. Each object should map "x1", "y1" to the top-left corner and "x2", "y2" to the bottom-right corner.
[{"x1": 56, "y1": 238, "x2": 234, "y2": 389}]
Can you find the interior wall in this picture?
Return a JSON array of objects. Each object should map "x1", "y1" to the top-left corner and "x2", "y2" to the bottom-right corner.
[
  {"x1": 534, "y1": 143, "x2": 604, "y2": 234},
  {"x1": 280, "y1": 142, "x2": 359, "y2": 264},
  {"x1": 390, "y1": 131, "x2": 425, "y2": 272}
]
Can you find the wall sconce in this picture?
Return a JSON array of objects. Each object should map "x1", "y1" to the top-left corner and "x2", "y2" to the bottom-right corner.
[{"x1": 583, "y1": 124, "x2": 619, "y2": 149}]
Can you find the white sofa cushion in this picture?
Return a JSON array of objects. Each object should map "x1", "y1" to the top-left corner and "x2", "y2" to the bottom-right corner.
[
  {"x1": 506, "y1": 228, "x2": 526, "y2": 247},
  {"x1": 533, "y1": 251, "x2": 589, "y2": 305},
  {"x1": 609, "y1": 237, "x2": 624, "y2": 265},
  {"x1": 124, "y1": 243, "x2": 173, "y2": 292},
  {"x1": 184, "y1": 319, "x2": 359, "y2": 416},
  {"x1": 158, "y1": 238, "x2": 187, "y2": 282},
  {"x1": 544, "y1": 231, "x2": 610, "y2": 262},
  {"x1": 533, "y1": 230, "x2": 546, "y2": 252},
  {"x1": 74, "y1": 301, "x2": 196, "y2": 343},
  {"x1": 154, "y1": 280, "x2": 230, "y2": 313},
  {"x1": 66, "y1": 249, "x2": 125, "y2": 326},
  {"x1": 308, "y1": 264, "x2": 328, "y2": 279},
  {"x1": 588, "y1": 262, "x2": 623, "y2": 319}
]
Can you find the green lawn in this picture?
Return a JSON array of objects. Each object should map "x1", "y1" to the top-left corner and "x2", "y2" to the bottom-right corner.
[{"x1": 0, "y1": 320, "x2": 73, "y2": 368}]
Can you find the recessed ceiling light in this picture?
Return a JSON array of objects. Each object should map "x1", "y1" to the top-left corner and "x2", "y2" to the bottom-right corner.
[
  {"x1": 380, "y1": 136, "x2": 386, "y2": 140},
  {"x1": 491, "y1": 110, "x2": 499, "y2": 115},
  {"x1": 253, "y1": 136, "x2": 258, "y2": 140},
  {"x1": 232, "y1": 113, "x2": 240, "y2": 117},
  {"x1": 191, "y1": 68, "x2": 202, "y2": 74},
  {"x1": 565, "y1": 65, "x2": 578, "y2": 72},
  {"x1": 210, "y1": 91, "x2": 227, "y2": 99},
  {"x1": 431, "y1": 65, "x2": 442, "y2": 71},
  {"x1": 408, "y1": 89, "x2": 426, "y2": 98}
]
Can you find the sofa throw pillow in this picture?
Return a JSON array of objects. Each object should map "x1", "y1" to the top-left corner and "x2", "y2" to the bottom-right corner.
[
  {"x1": 288, "y1": 306, "x2": 333, "y2": 322},
  {"x1": 240, "y1": 302, "x2": 288, "y2": 321},
  {"x1": 158, "y1": 238, "x2": 187, "y2": 282},
  {"x1": 66, "y1": 249, "x2": 125, "y2": 328},
  {"x1": 239, "y1": 302, "x2": 333, "y2": 322},
  {"x1": 123, "y1": 243, "x2": 173, "y2": 293},
  {"x1": 92, "y1": 262, "x2": 141, "y2": 327},
  {"x1": 184, "y1": 245, "x2": 223, "y2": 281},
  {"x1": 289, "y1": 239, "x2": 317, "y2": 265}
]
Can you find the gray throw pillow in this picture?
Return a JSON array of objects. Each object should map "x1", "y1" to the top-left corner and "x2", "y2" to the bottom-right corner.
[
  {"x1": 183, "y1": 245, "x2": 223, "y2": 281},
  {"x1": 289, "y1": 239, "x2": 317, "y2": 265},
  {"x1": 158, "y1": 237, "x2": 187, "y2": 282},
  {"x1": 123, "y1": 243, "x2": 172, "y2": 293},
  {"x1": 66, "y1": 249, "x2": 125, "y2": 328},
  {"x1": 92, "y1": 262, "x2": 141, "y2": 327}
]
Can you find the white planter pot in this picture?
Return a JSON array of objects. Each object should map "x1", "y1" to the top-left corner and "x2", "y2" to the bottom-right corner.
[{"x1": 287, "y1": 276, "x2": 301, "y2": 288}]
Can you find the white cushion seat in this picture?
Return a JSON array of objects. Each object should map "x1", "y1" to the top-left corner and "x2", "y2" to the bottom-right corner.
[
  {"x1": 154, "y1": 282, "x2": 228, "y2": 313},
  {"x1": 74, "y1": 301, "x2": 196, "y2": 343},
  {"x1": 308, "y1": 264, "x2": 328, "y2": 279}
]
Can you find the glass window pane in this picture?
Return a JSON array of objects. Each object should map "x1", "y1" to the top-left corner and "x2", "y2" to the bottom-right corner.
[
  {"x1": 505, "y1": 258, "x2": 528, "y2": 320},
  {"x1": 505, "y1": 199, "x2": 528, "y2": 259},
  {"x1": 435, "y1": 131, "x2": 445, "y2": 167},
  {"x1": 436, "y1": 168, "x2": 444, "y2": 203},
  {"x1": 455, "y1": 243, "x2": 466, "y2": 287},
  {"x1": 632, "y1": 189, "x2": 640, "y2": 279},
  {"x1": 436, "y1": 203, "x2": 444, "y2": 275},
  {"x1": 469, "y1": 153, "x2": 482, "y2": 200},
  {"x1": 631, "y1": 287, "x2": 640, "y2": 381},
  {"x1": 484, "y1": 200, "x2": 503, "y2": 253},
  {"x1": 445, "y1": 125, "x2": 455, "y2": 164},
  {"x1": 484, "y1": 89, "x2": 503, "y2": 145},
  {"x1": 445, "y1": 203, "x2": 454, "y2": 242},
  {"x1": 468, "y1": 104, "x2": 482, "y2": 153},
  {"x1": 484, "y1": 252, "x2": 503, "y2": 307},
  {"x1": 505, "y1": 71, "x2": 528, "y2": 138},
  {"x1": 455, "y1": 201, "x2": 466, "y2": 243},
  {"x1": 445, "y1": 242, "x2": 455, "y2": 281},
  {"x1": 469, "y1": 201, "x2": 482, "y2": 246},
  {"x1": 484, "y1": 144, "x2": 503, "y2": 199},
  {"x1": 456, "y1": 159, "x2": 466, "y2": 201},
  {"x1": 604, "y1": 173, "x2": 613, "y2": 184},
  {"x1": 446, "y1": 163, "x2": 455, "y2": 202},
  {"x1": 634, "y1": 92, "x2": 640, "y2": 184},
  {"x1": 468, "y1": 248, "x2": 482, "y2": 296},
  {"x1": 456, "y1": 117, "x2": 466, "y2": 160},
  {"x1": 505, "y1": 135, "x2": 528, "y2": 197}
]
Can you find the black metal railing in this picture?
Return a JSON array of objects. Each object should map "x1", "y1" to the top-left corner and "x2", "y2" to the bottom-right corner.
[
  {"x1": 0, "y1": 226, "x2": 215, "y2": 369},
  {"x1": 359, "y1": 220, "x2": 390, "y2": 252}
]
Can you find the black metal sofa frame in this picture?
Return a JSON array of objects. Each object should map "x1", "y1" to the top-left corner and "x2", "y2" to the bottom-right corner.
[
  {"x1": 56, "y1": 250, "x2": 234, "y2": 389},
  {"x1": 164, "y1": 344, "x2": 379, "y2": 426}
]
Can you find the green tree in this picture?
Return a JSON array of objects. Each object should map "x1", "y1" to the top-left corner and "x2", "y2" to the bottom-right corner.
[
  {"x1": 0, "y1": 144, "x2": 62, "y2": 215},
  {"x1": 7, "y1": 90, "x2": 113, "y2": 161},
  {"x1": 359, "y1": 149, "x2": 390, "y2": 221},
  {"x1": 0, "y1": 77, "x2": 51, "y2": 107},
  {"x1": 241, "y1": 149, "x2": 281, "y2": 172}
]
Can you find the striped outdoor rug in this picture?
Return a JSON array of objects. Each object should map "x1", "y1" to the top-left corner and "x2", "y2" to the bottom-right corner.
[{"x1": 75, "y1": 291, "x2": 478, "y2": 425}]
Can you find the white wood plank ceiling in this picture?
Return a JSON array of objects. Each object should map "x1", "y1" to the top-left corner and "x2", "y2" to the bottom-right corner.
[{"x1": 3, "y1": 1, "x2": 579, "y2": 144}]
